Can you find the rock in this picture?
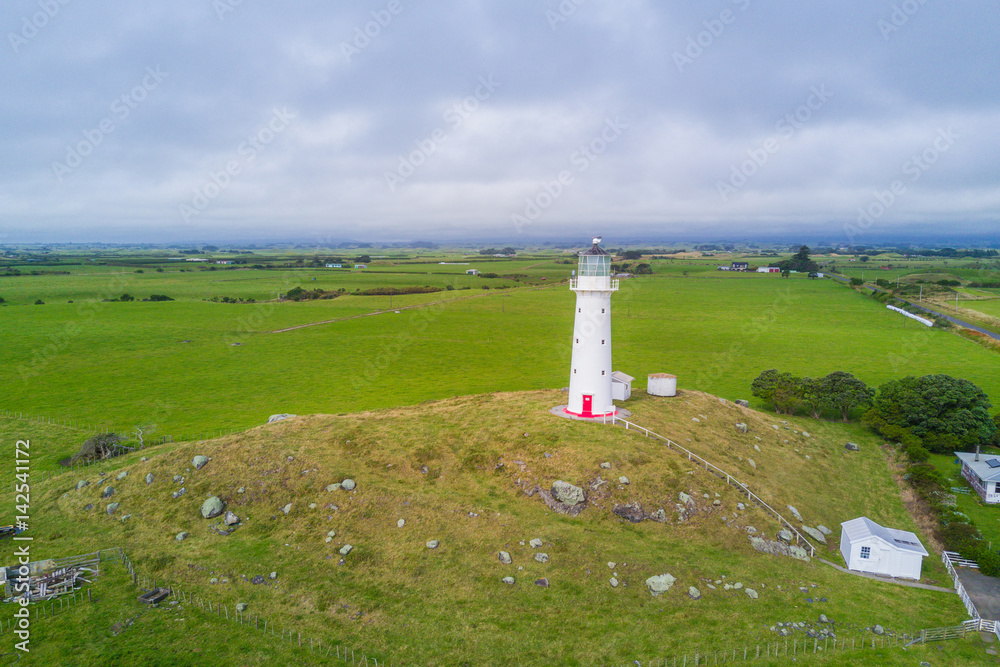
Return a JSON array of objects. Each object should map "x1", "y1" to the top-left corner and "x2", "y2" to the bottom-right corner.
[
  {"x1": 236, "y1": 603, "x2": 248, "y2": 612},
  {"x1": 200, "y1": 496, "x2": 225, "y2": 519},
  {"x1": 102, "y1": 486, "x2": 115, "y2": 499},
  {"x1": 237, "y1": 487, "x2": 245, "y2": 494},
  {"x1": 609, "y1": 577, "x2": 619, "y2": 588},
  {"x1": 735, "y1": 423, "x2": 748, "y2": 433},
  {"x1": 745, "y1": 526, "x2": 757, "y2": 535},
  {"x1": 600, "y1": 462, "x2": 611, "y2": 469},
  {"x1": 338, "y1": 544, "x2": 354, "y2": 556},
  {"x1": 845, "y1": 442, "x2": 860, "y2": 452},
  {"x1": 172, "y1": 488, "x2": 186, "y2": 499},
  {"x1": 618, "y1": 476, "x2": 630, "y2": 485},
  {"x1": 84, "y1": 504, "x2": 94, "y2": 511},
  {"x1": 802, "y1": 431, "x2": 811, "y2": 438},
  {"x1": 873, "y1": 625, "x2": 884, "y2": 635},
  {"x1": 341, "y1": 479, "x2": 356, "y2": 491},
  {"x1": 688, "y1": 586, "x2": 701, "y2": 600},
  {"x1": 749, "y1": 536, "x2": 811, "y2": 562},
  {"x1": 613, "y1": 503, "x2": 647, "y2": 523},
  {"x1": 224, "y1": 511, "x2": 240, "y2": 526},
  {"x1": 754, "y1": 444, "x2": 761, "y2": 451},
  {"x1": 713, "y1": 499, "x2": 721, "y2": 506},
  {"x1": 193, "y1": 455, "x2": 209, "y2": 470},
  {"x1": 529, "y1": 538, "x2": 543, "y2": 548},
  {"x1": 309, "y1": 503, "x2": 317, "y2": 509},
  {"x1": 426, "y1": 540, "x2": 439, "y2": 549},
  {"x1": 777, "y1": 529, "x2": 793, "y2": 543},
  {"x1": 607, "y1": 562, "x2": 616, "y2": 569},
  {"x1": 678, "y1": 491, "x2": 694, "y2": 506},
  {"x1": 327, "y1": 529, "x2": 336, "y2": 538},
  {"x1": 646, "y1": 574, "x2": 676, "y2": 596},
  {"x1": 116, "y1": 471, "x2": 128, "y2": 480},
  {"x1": 210, "y1": 577, "x2": 219, "y2": 584},
  {"x1": 502, "y1": 576, "x2": 515, "y2": 585},
  {"x1": 269, "y1": 571, "x2": 277, "y2": 579},
  {"x1": 747, "y1": 459, "x2": 756, "y2": 470},
  {"x1": 771, "y1": 424, "x2": 780, "y2": 430},
  {"x1": 819, "y1": 614, "x2": 829, "y2": 623},
  {"x1": 173, "y1": 475, "x2": 183, "y2": 483},
  {"x1": 817, "y1": 525, "x2": 832, "y2": 536},
  {"x1": 534, "y1": 553, "x2": 549, "y2": 563},
  {"x1": 534, "y1": 578, "x2": 549, "y2": 587},
  {"x1": 737, "y1": 503, "x2": 745, "y2": 511},
  {"x1": 735, "y1": 399, "x2": 750, "y2": 407},
  {"x1": 551, "y1": 480, "x2": 585, "y2": 506},
  {"x1": 746, "y1": 589, "x2": 758, "y2": 599},
  {"x1": 733, "y1": 582, "x2": 743, "y2": 590},
  {"x1": 801, "y1": 526, "x2": 827, "y2": 544},
  {"x1": 397, "y1": 519, "x2": 405, "y2": 528},
  {"x1": 144, "y1": 473, "x2": 154, "y2": 485},
  {"x1": 786, "y1": 505, "x2": 803, "y2": 522},
  {"x1": 326, "y1": 483, "x2": 341, "y2": 492},
  {"x1": 499, "y1": 551, "x2": 512, "y2": 565},
  {"x1": 76, "y1": 480, "x2": 89, "y2": 490},
  {"x1": 267, "y1": 413, "x2": 296, "y2": 424},
  {"x1": 692, "y1": 417, "x2": 700, "y2": 423},
  {"x1": 106, "y1": 502, "x2": 119, "y2": 515},
  {"x1": 176, "y1": 532, "x2": 188, "y2": 541},
  {"x1": 280, "y1": 503, "x2": 292, "y2": 515},
  {"x1": 651, "y1": 509, "x2": 667, "y2": 522}
]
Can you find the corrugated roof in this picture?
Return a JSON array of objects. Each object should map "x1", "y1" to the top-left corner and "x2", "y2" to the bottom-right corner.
[
  {"x1": 841, "y1": 517, "x2": 928, "y2": 556},
  {"x1": 611, "y1": 371, "x2": 634, "y2": 383},
  {"x1": 955, "y1": 452, "x2": 1000, "y2": 482}
]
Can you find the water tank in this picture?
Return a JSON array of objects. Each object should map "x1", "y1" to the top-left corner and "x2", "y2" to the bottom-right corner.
[{"x1": 647, "y1": 373, "x2": 677, "y2": 397}]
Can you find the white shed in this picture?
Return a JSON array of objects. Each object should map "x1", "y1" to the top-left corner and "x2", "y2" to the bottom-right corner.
[
  {"x1": 839, "y1": 517, "x2": 928, "y2": 580},
  {"x1": 611, "y1": 371, "x2": 633, "y2": 401}
]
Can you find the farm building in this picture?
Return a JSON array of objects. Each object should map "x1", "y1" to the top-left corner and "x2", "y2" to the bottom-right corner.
[
  {"x1": 326, "y1": 263, "x2": 343, "y2": 268},
  {"x1": 839, "y1": 517, "x2": 928, "y2": 580},
  {"x1": 955, "y1": 451, "x2": 1000, "y2": 504},
  {"x1": 466, "y1": 269, "x2": 480, "y2": 275},
  {"x1": 611, "y1": 371, "x2": 633, "y2": 400},
  {"x1": 354, "y1": 264, "x2": 367, "y2": 269},
  {"x1": 757, "y1": 267, "x2": 781, "y2": 273},
  {"x1": 731, "y1": 262, "x2": 749, "y2": 271}
]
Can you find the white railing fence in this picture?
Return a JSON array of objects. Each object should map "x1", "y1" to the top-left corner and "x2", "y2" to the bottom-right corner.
[{"x1": 942, "y1": 551, "x2": 981, "y2": 620}]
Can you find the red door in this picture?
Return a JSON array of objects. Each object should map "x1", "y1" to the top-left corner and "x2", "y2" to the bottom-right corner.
[{"x1": 582, "y1": 394, "x2": 593, "y2": 416}]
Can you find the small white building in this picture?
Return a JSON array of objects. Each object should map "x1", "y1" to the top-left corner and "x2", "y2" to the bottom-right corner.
[
  {"x1": 326, "y1": 263, "x2": 343, "y2": 268},
  {"x1": 840, "y1": 517, "x2": 928, "y2": 580},
  {"x1": 611, "y1": 371, "x2": 633, "y2": 401},
  {"x1": 757, "y1": 267, "x2": 781, "y2": 273},
  {"x1": 354, "y1": 264, "x2": 367, "y2": 269},
  {"x1": 955, "y1": 451, "x2": 1000, "y2": 504},
  {"x1": 466, "y1": 269, "x2": 480, "y2": 275}
]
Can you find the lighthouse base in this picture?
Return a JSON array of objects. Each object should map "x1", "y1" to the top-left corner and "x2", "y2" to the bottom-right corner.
[{"x1": 549, "y1": 405, "x2": 631, "y2": 423}]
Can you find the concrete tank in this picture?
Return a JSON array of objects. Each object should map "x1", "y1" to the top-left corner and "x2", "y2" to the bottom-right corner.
[{"x1": 647, "y1": 373, "x2": 677, "y2": 397}]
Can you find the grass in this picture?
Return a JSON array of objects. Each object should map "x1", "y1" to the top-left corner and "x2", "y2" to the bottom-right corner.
[
  {"x1": 2, "y1": 390, "x2": 976, "y2": 665},
  {"x1": 928, "y1": 452, "x2": 1000, "y2": 550}
]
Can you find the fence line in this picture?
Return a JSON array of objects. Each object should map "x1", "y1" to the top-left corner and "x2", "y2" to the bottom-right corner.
[
  {"x1": 611, "y1": 415, "x2": 817, "y2": 557},
  {"x1": 942, "y1": 551, "x2": 981, "y2": 620}
]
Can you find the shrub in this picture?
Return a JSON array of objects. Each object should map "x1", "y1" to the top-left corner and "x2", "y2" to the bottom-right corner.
[
  {"x1": 149, "y1": 294, "x2": 174, "y2": 302},
  {"x1": 903, "y1": 442, "x2": 930, "y2": 463},
  {"x1": 849, "y1": 277, "x2": 863, "y2": 286},
  {"x1": 70, "y1": 433, "x2": 129, "y2": 464},
  {"x1": 34, "y1": 299, "x2": 44, "y2": 305}
]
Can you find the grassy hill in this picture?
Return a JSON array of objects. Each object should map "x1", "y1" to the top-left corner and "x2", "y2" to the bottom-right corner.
[{"x1": 5, "y1": 390, "x2": 990, "y2": 665}]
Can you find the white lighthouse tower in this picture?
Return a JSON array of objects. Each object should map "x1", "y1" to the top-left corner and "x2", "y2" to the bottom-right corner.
[{"x1": 565, "y1": 237, "x2": 619, "y2": 418}]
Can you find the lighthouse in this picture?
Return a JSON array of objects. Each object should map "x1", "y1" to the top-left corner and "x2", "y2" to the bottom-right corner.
[{"x1": 565, "y1": 237, "x2": 619, "y2": 418}]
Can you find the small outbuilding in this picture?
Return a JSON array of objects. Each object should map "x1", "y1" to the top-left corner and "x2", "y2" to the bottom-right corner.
[
  {"x1": 611, "y1": 371, "x2": 633, "y2": 401},
  {"x1": 839, "y1": 517, "x2": 928, "y2": 580},
  {"x1": 466, "y1": 269, "x2": 480, "y2": 275},
  {"x1": 955, "y1": 451, "x2": 1000, "y2": 504}
]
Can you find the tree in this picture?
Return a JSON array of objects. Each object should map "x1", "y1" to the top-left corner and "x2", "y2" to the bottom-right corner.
[
  {"x1": 621, "y1": 250, "x2": 643, "y2": 260},
  {"x1": 779, "y1": 245, "x2": 819, "y2": 273},
  {"x1": 354, "y1": 255, "x2": 371, "y2": 263},
  {"x1": 634, "y1": 263, "x2": 652, "y2": 274},
  {"x1": 751, "y1": 369, "x2": 805, "y2": 415},
  {"x1": 818, "y1": 371, "x2": 875, "y2": 421},
  {"x1": 849, "y1": 277, "x2": 863, "y2": 286},
  {"x1": 863, "y1": 374, "x2": 996, "y2": 453},
  {"x1": 799, "y1": 377, "x2": 825, "y2": 419},
  {"x1": 860, "y1": 256, "x2": 869, "y2": 263},
  {"x1": 781, "y1": 268, "x2": 790, "y2": 279}
]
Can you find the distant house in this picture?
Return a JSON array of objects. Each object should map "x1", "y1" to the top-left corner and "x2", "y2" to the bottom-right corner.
[
  {"x1": 717, "y1": 265, "x2": 732, "y2": 271},
  {"x1": 839, "y1": 517, "x2": 928, "y2": 580},
  {"x1": 215, "y1": 260, "x2": 232, "y2": 265},
  {"x1": 466, "y1": 269, "x2": 480, "y2": 275},
  {"x1": 731, "y1": 262, "x2": 749, "y2": 271},
  {"x1": 611, "y1": 371, "x2": 634, "y2": 401},
  {"x1": 354, "y1": 264, "x2": 367, "y2": 269},
  {"x1": 326, "y1": 263, "x2": 343, "y2": 268},
  {"x1": 185, "y1": 258, "x2": 208, "y2": 262},
  {"x1": 956, "y1": 451, "x2": 1000, "y2": 504},
  {"x1": 757, "y1": 267, "x2": 781, "y2": 273}
]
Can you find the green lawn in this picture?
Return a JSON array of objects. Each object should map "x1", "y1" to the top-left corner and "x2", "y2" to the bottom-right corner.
[{"x1": 929, "y1": 452, "x2": 1000, "y2": 550}]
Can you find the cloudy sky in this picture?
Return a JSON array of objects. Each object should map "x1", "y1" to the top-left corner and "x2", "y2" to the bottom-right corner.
[{"x1": 2, "y1": 1, "x2": 999, "y2": 244}]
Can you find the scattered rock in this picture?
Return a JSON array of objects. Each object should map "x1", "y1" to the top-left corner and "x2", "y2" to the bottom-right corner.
[
  {"x1": 817, "y1": 525, "x2": 832, "y2": 536},
  {"x1": 173, "y1": 475, "x2": 183, "y2": 483},
  {"x1": 251, "y1": 575, "x2": 265, "y2": 584},
  {"x1": 339, "y1": 544, "x2": 353, "y2": 556},
  {"x1": 746, "y1": 589, "x2": 758, "y2": 599},
  {"x1": 269, "y1": 571, "x2": 277, "y2": 579},
  {"x1": 600, "y1": 462, "x2": 611, "y2": 469},
  {"x1": 529, "y1": 538, "x2": 543, "y2": 548},
  {"x1": 106, "y1": 503, "x2": 119, "y2": 515},
  {"x1": 144, "y1": 473, "x2": 154, "y2": 485},
  {"x1": 102, "y1": 486, "x2": 115, "y2": 499},
  {"x1": 735, "y1": 423, "x2": 748, "y2": 434},
  {"x1": 499, "y1": 551, "x2": 512, "y2": 565},
  {"x1": 236, "y1": 603, "x2": 248, "y2": 613},
  {"x1": 341, "y1": 479, "x2": 356, "y2": 491},
  {"x1": 267, "y1": 414, "x2": 296, "y2": 424},
  {"x1": 678, "y1": 492, "x2": 694, "y2": 506},
  {"x1": 326, "y1": 483, "x2": 341, "y2": 492},
  {"x1": 753, "y1": 444, "x2": 761, "y2": 451},
  {"x1": 786, "y1": 505, "x2": 803, "y2": 522},
  {"x1": 613, "y1": 503, "x2": 648, "y2": 523},
  {"x1": 801, "y1": 431, "x2": 811, "y2": 438},
  {"x1": 426, "y1": 540, "x2": 439, "y2": 549},
  {"x1": 772, "y1": 424, "x2": 780, "y2": 430},
  {"x1": 645, "y1": 574, "x2": 676, "y2": 597},
  {"x1": 713, "y1": 499, "x2": 721, "y2": 506},
  {"x1": 76, "y1": 480, "x2": 89, "y2": 490},
  {"x1": 200, "y1": 496, "x2": 225, "y2": 519},
  {"x1": 801, "y1": 526, "x2": 827, "y2": 544},
  {"x1": 692, "y1": 417, "x2": 700, "y2": 423},
  {"x1": 280, "y1": 503, "x2": 292, "y2": 515},
  {"x1": 83, "y1": 504, "x2": 94, "y2": 511},
  {"x1": 733, "y1": 582, "x2": 743, "y2": 590},
  {"x1": 737, "y1": 503, "x2": 745, "y2": 511},
  {"x1": 607, "y1": 562, "x2": 616, "y2": 569},
  {"x1": 749, "y1": 536, "x2": 810, "y2": 561},
  {"x1": 210, "y1": 577, "x2": 219, "y2": 585},
  {"x1": 618, "y1": 476, "x2": 630, "y2": 485},
  {"x1": 116, "y1": 471, "x2": 128, "y2": 480},
  {"x1": 534, "y1": 553, "x2": 549, "y2": 563},
  {"x1": 224, "y1": 511, "x2": 240, "y2": 526},
  {"x1": 777, "y1": 529, "x2": 793, "y2": 543},
  {"x1": 735, "y1": 399, "x2": 749, "y2": 407},
  {"x1": 534, "y1": 578, "x2": 549, "y2": 587},
  {"x1": 688, "y1": 586, "x2": 701, "y2": 600},
  {"x1": 309, "y1": 503, "x2": 317, "y2": 509},
  {"x1": 873, "y1": 625, "x2": 884, "y2": 635},
  {"x1": 192, "y1": 455, "x2": 209, "y2": 470},
  {"x1": 609, "y1": 577, "x2": 619, "y2": 588},
  {"x1": 747, "y1": 459, "x2": 756, "y2": 470},
  {"x1": 819, "y1": 614, "x2": 829, "y2": 623},
  {"x1": 745, "y1": 526, "x2": 757, "y2": 535},
  {"x1": 172, "y1": 488, "x2": 186, "y2": 499},
  {"x1": 502, "y1": 576, "x2": 515, "y2": 585},
  {"x1": 551, "y1": 480, "x2": 585, "y2": 506},
  {"x1": 845, "y1": 442, "x2": 860, "y2": 452},
  {"x1": 651, "y1": 508, "x2": 668, "y2": 522},
  {"x1": 397, "y1": 519, "x2": 405, "y2": 528},
  {"x1": 237, "y1": 487, "x2": 245, "y2": 494}
]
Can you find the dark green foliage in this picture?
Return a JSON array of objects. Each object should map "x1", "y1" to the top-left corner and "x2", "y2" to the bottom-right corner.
[
  {"x1": 778, "y1": 246, "x2": 819, "y2": 273},
  {"x1": 148, "y1": 294, "x2": 174, "y2": 301},
  {"x1": 750, "y1": 369, "x2": 873, "y2": 420},
  {"x1": 354, "y1": 255, "x2": 372, "y2": 263},
  {"x1": 903, "y1": 442, "x2": 930, "y2": 463},
  {"x1": 864, "y1": 374, "x2": 996, "y2": 453},
  {"x1": 849, "y1": 277, "x2": 863, "y2": 286},
  {"x1": 750, "y1": 369, "x2": 804, "y2": 415},
  {"x1": 71, "y1": 433, "x2": 128, "y2": 464},
  {"x1": 620, "y1": 250, "x2": 643, "y2": 260},
  {"x1": 904, "y1": 463, "x2": 944, "y2": 493},
  {"x1": 118, "y1": 293, "x2": 135, "y2": 302},
  {"x1": 818, "y1": 371, "x2": 875, "y2": 421},
  {"x1": 634, "y1": 263, "x2": 652, "y2": 274},
  {"x1": 34, "y1": 299, "x2": 44, "y2": 305}
]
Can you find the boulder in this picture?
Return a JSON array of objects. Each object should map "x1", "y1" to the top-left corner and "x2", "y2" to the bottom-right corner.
[
  {"x1": 618, "y1": 476, "x2": 630, "y2": 485},
  {"x1": 646, "y1": 574, "x2": 676, "y2": 597},
  {"x1": 341, "y1": 479, "x2": 356, "y2": 491},
  {"x1": 688, "y1": 586, "x2": 701, "y2": 600},
  {"x1": 176, "y1": 532, "x2": 188, "y2": 541},
  {"x1": 76, "y1": 480, "x2": 89, "y2": 490},
  {"x1": 745, "y1": 526, "x2": 757, "y2": 535},
  {"x1": 426, "y1": 540, "x2": 439, "y2": 549},
  {"x1": 735, "y1": 423, "x2": 748, "y2": 433},
  {"x1": 737, "y1": 503, "x2": 745, "y2": 511},
  {"x1": 339, "y1": 545, "x2": 353, "y2": 556},
  {"x1": 819, "y1": 614, "x2": 830, "y2": 624},
  {"x1": 397, "y1": 519, "x2": 405, "y2": 528},
  {"x1": 802, "y1": 431, "x2": 811, "y2": 438},
  {"x1": 529, "y1": 538, "x2": 543, "y2": 548},
  {"x1": 172, "y1": 488, "x2": 186, "y2": 499},
  {"x1": 145, "y1": 473, "x2": 154, "y2": 485},
  {"x1": 735, "y1": 399, "x2": 750, "y2": 407},
  {"x1": 817, "y1": 525, "x2": 832, "y2": 536},
  {"x1": 269, "y1": 571, "x2": 277, "y2": 579},
  {"x1": 747, "y1": 459, "x2": 756, "y2": 470},
  {"x1": 801, "y1": 526, "x2": 827, "y2": 544},
  {"x1": 613, "y1": 503, "x2": 647, "y2": 523},
  {"x1": 651, "y1": 508, "x2": 668, "y2": 522},
  {"x1": 551, "y1": 480, "x2": 585, "y2": 506},
  {"x1": 746, "y1": 589, "x2": 758, "y2": 599},
  {"x1": 845, "y1": 442, "x2": 860, "y2": 452},
  {"x1": 102, "y1": 486, "x2": 115, "y2": 499},
  {"x1": 280, "y1": 503, "x2": 292, "y2": 515},
  {"x1": 173, "y1": 475, "x2": 183, "y2": 483},
  {"x1": 786, "y1": 505, "x2": 803, "y2": 522},
  {"x1": 116, "y1": 471, "x2": 128, "y2": 480},
  {"x1": 609, "y1": 577, "x2": 619, "y2": 588},
  {"x1": 777, "y1": 529, "x2": 793, "y2": 544},
  {"x1": 200, "y1": 496, "x2": 225, "y2": 519},
  {"x1": 193, "y1": 455, "x2": 209, "y2": 470},
  {"x1": 224, "y1": 511, "x2": 240, "y2": 526},
  {"x1": 534, "y1": 553, "x2": 549, "y2": 563},
  {"x1": 599, "y1": 462, "x2": 611, "y2": 469},
  {"x1": 502, "y1": 576, "x2": 515, "y2": 585},
  {"x1": 534, "y1": 578, "x2": 549, "y2": 587},
  {"x1": 678, "y1": 491, "x2": 694, "y2": 506},
  {"x1": 498, "y1": 551, "x2": 512, "y2": 565},
  {"x1": 84, "y1": 504, "x2": 94, "y2": 511},
  {"x1": 267, "y1": 414, "x2": 296, "y2": 424},
  {"x1": 326, "y1": 483, "x2": 341, "y2": 492},
  {"x1": 106, "y1": 502, "x2": 120, "y2": 515},
  {"x1": 749, "y1": 536, "x2": 811, "y2": 561},
  {"x1": 873, "y1": 625, "x2": 884, "y2": 635},
  {"x1": 236, "y1": 603, "x2": 248, "y2": 613}
]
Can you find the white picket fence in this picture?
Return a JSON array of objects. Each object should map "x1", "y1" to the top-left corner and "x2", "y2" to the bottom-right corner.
[{"x1": 942, "y1": 551, "x2": 981, "y2": 620}]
